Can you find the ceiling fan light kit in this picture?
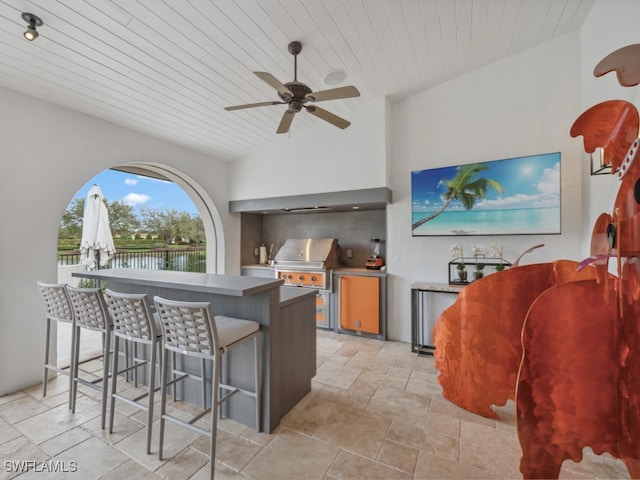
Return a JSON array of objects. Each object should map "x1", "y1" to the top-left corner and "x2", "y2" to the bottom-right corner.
[{"x1": 225, "y1": 41, "x2": 360, "y2": 134}]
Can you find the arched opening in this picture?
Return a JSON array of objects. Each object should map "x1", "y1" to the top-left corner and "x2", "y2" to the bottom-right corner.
[
  {"x1": 111, "y1": 162, "x2": 226, "y2": 274},
  {"x1": 56, "y1": 162, "x2": 226, "y2": 366}
]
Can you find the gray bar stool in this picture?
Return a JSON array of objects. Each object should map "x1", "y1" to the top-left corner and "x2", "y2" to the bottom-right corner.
[
  {"x1": 153, "y1": 296, "x2": 261, "y2": 480},
  {"x1": 103, "y1": 289, "x2": 162, "y2": 454},
  {"x1": 66, "y1": 285, "x2": 113, "y2": 430},
  {"x1": 37, "y1": 282, "x2": 75, "y2": 405}
]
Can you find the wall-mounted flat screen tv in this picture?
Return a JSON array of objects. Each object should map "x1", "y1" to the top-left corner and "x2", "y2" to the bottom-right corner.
[{"x1": 411, "y1": 152, "x2": 561, "y2": 236}]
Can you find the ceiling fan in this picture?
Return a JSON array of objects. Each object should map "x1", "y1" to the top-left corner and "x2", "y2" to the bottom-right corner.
[{"x1": 225, "y1": 41, "x2": 360, "y2": 134}]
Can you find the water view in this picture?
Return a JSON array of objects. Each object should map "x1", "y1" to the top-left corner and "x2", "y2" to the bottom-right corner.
[{"x1": 412, "y1": 207, "x2": 560, "y2": 236}]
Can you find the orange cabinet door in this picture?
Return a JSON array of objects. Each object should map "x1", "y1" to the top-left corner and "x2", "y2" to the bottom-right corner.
[{"x1": 340, "y1": 276, "x2": 379, "y2": 334}]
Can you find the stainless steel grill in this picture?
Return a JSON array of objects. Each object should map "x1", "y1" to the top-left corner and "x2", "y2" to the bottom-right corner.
[
  {"x1": 274, "y1": 238, "x2": 339, "y2": 290},
  {"x1": 274, "y1": 238, "x2": 340, "y2": 330}
]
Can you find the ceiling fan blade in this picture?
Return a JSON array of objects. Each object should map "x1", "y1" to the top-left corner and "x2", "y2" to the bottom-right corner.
[
  {"x1": 304, "y1": 106, "x2": 350, "y2": 129},
  {"x1": 305, "y1": 85, "x2": 360, "y2": 103},
  {"x1": 225, "y1": 101, "x2": 284, "y2": 111},
  {"x1": 254, "y1": 71, "x2": 293, "y2": 97},
  {"x1": 276, "y1": 110, "x2": 295, "y2": 134}
]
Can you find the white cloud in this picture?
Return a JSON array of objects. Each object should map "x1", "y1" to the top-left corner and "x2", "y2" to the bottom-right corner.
[
  {"x1": 124, "y1": 178, "x2": 138, "y2": 186},
  {"x1": 537, "y1": 162, "x2": 560, "y2": 195},
  {"x1": 413, "y1": 198, "x2": 442, "y2": 212},
  {"x1": 476, "y1": 192, "x2": 559, "y2": 210},
  {"x1": 123, "y1": 193, "x2": 151, "y2": 206},
  {"x1": 477, "y1": 193, "x2": 536, "y2": 209}
]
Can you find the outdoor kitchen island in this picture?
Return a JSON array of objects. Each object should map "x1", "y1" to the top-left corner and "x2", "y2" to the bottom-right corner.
[{"x1": 73, "y1": 268, "x2": 317, "y2": 433}]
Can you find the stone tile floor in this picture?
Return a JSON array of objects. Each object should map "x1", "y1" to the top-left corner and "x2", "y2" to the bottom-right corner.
[{"x1": 0, "y1": 329, "x2": 631, "y2": 479}]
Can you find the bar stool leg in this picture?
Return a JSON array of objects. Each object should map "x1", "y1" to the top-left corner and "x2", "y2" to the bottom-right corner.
[
  {"x1": 43, "y1": 318, "x2": 51, "y2": 397},
  {"x1": 172, "y1": 351, "x2": 178, "y2": 402},
  {"x1": 158, "y1": 346, "x2": 170, "y2": 461},
  {"x1": 68, "y1": 322, "x2": 76, "y2": 410},
  {"x1": 134, "y1": 342, "x2": 139, "y2": 386},
  {"x1": 146, "y1": 338, "x2": 158, "y2": 454},
  {"x1": 201, "y1": 358, "x2": 207, "y2": 408},
  {"x1": 100, "y1": 330, "x2": 111, "y2": 430},
  {"x1": 108, "y1": 335, "x2": 120, "y2": 434},
  {"x1": 70, "y1": 325, "x2": 81, "y2": 413},
  {"x1": 209, "y1": 353, "x2": 221, "y2": 480}
]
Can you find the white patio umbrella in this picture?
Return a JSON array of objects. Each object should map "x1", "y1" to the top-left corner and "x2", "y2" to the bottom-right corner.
[{"x1": 80, "y1": 184, "x2": 116, "y2": 269}]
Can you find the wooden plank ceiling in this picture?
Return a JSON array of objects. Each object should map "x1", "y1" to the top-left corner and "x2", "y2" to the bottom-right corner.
[{"x1": 0, "y1": 0, "x2": 594, "y2": 161}]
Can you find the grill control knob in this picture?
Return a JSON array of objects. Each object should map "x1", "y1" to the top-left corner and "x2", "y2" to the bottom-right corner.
[
  {"x1": 287, "y1": 274, "x2": 293, "y2": 280},
  {"x1": 310, "y1": 276, "x2": 317, "y2": 282},
  {"x1": 298, "y1": 275, "x2": 305, "y2": 281}
]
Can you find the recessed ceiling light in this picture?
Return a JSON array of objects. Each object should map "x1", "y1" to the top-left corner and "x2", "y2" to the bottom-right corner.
[{"x1": 323, "y1": 69, "x2": 346, "y2": 86}]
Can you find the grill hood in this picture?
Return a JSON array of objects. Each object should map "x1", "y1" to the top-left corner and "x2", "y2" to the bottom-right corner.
[{"x1": 274, "y1": 238, "x2": 340, "y2": 269}]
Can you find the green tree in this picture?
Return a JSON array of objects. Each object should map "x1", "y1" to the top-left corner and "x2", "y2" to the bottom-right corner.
[
  {"x1": 59, "y1": 198, "x2": 204, "y2": 248},
  {"x1": 107, "y1": 200, "x2": 141, "y2": 238},
  {"x1": 186, "y1": 215, "x2": 205, "y2": 245},
  {"x1": 140, "y1": 208, "x2": 182, "y2": 245},
  {"x1": 412, "y1": 164, "x2": 504, "y2": 230},
  {"x1": 59, "y1": 198, "x2": 85, "y2": 239},
  {"x1": 59, "y1": 197, "x2": 141, "y2": 240},
  {"x1": 175, "y1": 212, "x2": 204, "y2": 245}
]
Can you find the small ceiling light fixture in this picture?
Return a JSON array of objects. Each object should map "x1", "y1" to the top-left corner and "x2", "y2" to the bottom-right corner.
[{"x1": 22, "y1": 12, "x2": 43, "y2": 41}]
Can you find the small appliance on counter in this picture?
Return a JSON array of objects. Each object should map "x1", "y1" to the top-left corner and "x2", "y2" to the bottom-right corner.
[
  {"x1": 365, "y1": 238, "x2": 385, "y2": 270},
  {"x1": 258, "y1": 243, "x2": 268, "y2": 264}
]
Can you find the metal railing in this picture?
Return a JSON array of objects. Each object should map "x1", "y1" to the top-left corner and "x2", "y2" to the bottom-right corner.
[{"x1": 58, "y1": 247, "x2": 207, "y2": 273}]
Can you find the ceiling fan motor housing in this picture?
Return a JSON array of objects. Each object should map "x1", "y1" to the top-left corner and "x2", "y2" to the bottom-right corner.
[
  {"x1": 288, "y1": 41, "x2": 302, "y2": 56},
  {"x1": 278, "y1": 81, "x2": 312, "y2": 103}
]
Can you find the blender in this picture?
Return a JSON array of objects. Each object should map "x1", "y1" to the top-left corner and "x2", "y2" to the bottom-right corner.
[{"x1": 365, "y1": 238, "x2": 385, "y2": 270}]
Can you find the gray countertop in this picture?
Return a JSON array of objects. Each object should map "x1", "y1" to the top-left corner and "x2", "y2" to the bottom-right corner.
[
  {"x1": 332, "y1": 267, "x2": 388, "y2": 277},
  {"x1": 73, "y1": 268, "x2": 284, "y2": 297},
  {"x1": 280, "y1": 286, "x2": 317, "y2": 306},
  {"x1": 242, "y1": 265, "x2": 387, "y2": 278},
  {"x1": 411, "y1": 282, "x2": 464, "y2": 293}
]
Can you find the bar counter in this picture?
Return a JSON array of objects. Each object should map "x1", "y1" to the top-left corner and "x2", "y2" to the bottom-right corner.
[{"x1": 74, "y1": 268, "x2": 317, "y2": 433}]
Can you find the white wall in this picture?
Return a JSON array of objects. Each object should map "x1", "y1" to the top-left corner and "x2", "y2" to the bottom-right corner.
[
  {"x1": 388, "y1": 0, "x2": 640, "y2": 341},
  {"x1": 386, "y1": 33, "x2": 584, "y2": 341},
  {"x1": 229, "y1": 97, "x2": 388, "y2": 199},
  {"x1": 0, "y1": 88, "x2": 236, "y2": 395},
  {"x1": 579, "y1": 0, "x2": 640, "y2": 250}
]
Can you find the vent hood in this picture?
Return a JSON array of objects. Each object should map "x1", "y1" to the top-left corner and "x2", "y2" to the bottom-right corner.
[{"x1": 229, "y1": 187, "x2": 392, "y2": 214}]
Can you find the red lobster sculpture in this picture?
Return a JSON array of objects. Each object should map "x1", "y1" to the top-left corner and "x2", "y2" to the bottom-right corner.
[{"x1": 433, "y1": 44, "x2": 640, "y2": 478}]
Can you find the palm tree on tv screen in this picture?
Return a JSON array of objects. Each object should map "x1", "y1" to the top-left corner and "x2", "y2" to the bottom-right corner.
[{"x1": 412, "y1": 163, "x2": 504, "y2": 230}]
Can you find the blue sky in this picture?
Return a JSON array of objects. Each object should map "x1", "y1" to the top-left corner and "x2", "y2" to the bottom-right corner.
[
  {"x1": 411, "y1": 152, "x2": 561, "y2": 213},
  {"x1": 73, "y1": 169, "x2": 198, "y2": 216}
]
